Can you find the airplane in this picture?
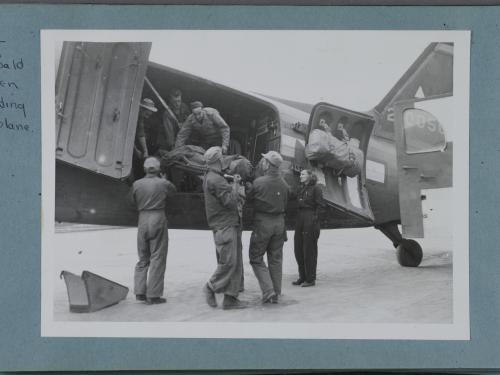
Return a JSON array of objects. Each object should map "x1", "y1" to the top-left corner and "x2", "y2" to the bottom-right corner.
[{"x1": 54, "y1": 41, "x2": 453, "y2": 267}]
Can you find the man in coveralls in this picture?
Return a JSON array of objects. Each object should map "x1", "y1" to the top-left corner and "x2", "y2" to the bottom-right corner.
[
  {"x1": 175, "y1": 101, "x2": 230, "y2": 154},
  {"x1": 202, "y1": 147, "x2": 247, "y2": 310},
  {"x1": 247, "y1": 151, "x2": 290, "y2": 303},
  {"x1": 129, "y1": 157, "x2": 176, "y2": 304}
]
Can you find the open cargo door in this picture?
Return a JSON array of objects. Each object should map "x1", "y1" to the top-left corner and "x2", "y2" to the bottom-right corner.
[
  {"x1": 55, "y1": 41, "x2": 152, "y2": 179},
  {"x1": 394, "y1": 95, "x2": 453, "y2": 238},
  {"x1": 307, "y1": 103, "x2": 375, "y2": 224}
]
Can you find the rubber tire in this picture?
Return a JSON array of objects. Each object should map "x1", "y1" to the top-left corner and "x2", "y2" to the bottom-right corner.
[{"x1": 396, "y1": 239, "x2": 423, "y2": 267}]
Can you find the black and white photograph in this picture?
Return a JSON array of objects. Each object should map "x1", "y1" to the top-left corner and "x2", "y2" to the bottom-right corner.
[{"x1": 41, "y1": 30, "x2": 470, "y2": 339}]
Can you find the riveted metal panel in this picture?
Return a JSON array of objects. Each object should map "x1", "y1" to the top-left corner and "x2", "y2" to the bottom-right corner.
[{"x1": 55, "y1": 41, "x2": 151, "y2": 178}]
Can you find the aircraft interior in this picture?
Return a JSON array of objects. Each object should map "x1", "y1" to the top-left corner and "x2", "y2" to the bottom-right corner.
[{"x1": 136, "y1": 62, "x2": 281, "y2": 192}]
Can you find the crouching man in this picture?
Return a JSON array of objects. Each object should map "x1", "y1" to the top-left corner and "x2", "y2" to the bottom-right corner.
[
  {"x1": 202, "y1": 147, "x2": 247, "y2": 310},
  {"x1": 128, "y1": 157, "x2": 176, "y2": 304}
]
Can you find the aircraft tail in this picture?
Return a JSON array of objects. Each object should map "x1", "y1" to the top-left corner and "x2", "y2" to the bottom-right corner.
[{"x1": 374, "y1": 42, "x2": 453, "y2": 117}]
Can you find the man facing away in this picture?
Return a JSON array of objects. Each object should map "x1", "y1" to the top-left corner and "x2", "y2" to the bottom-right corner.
[
  {"x1": 128, "y1": 157, "x2": 176, "y2": 304},
  {"x1": 175, "y1": 101, "x2": 230, "y2": 154},
  {"x1": 202, "y1": 146, "x2": 247, "y2": 310},
  {"x1": 247, "y1": 151, "x2": 290, "y2": 303}
]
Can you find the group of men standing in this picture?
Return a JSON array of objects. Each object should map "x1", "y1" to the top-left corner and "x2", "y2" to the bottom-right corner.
[{"x1": 129, "y1": 146, "x2": 290, "y2": 309}]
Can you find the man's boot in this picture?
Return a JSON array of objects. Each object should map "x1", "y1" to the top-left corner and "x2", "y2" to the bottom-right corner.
[
  {"x1": 222, "y1": 295, "x2": 248, "y2": 310},
  {"x1": 146, "y1": 297, "x2": 167, "y2": 305},
  {"x1": 203, "y1": 283, "x2": 217, "y2": 307}
]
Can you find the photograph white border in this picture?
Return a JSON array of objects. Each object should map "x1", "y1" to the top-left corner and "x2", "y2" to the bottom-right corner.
[{"x1": 41, "y1": 29, "x2": 470, "y2": 339}]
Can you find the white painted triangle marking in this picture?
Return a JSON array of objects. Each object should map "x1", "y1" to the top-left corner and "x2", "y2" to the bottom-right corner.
[{"x1": 415, "y1": 86, "x2": 425, "y2": 98}]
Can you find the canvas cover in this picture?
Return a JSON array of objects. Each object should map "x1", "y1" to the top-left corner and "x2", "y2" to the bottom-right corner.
[
  {"x1": 305, "y1": 129, "x2": 364, "y2": 177},
  {"x1": 159, "y1": 146, "x2": 253, "y2": 181}
]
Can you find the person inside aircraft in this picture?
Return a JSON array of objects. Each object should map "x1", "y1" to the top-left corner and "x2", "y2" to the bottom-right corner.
[
  {"x1": 167, "y1": 88, "x2": 190, "y2": 124},
  {"x1": 293, "y1": 169, "x2": 323, "y2": 288},
  {"x1": 317, "y1": 116, "x2": 350, "y2": 143},
  {"x1": 175, "y1": 101, "x2": 230, "y2": 154},
  {"x1": 334, "y1": 116, "x2": 350, "y2": 142},
  {"x1": 132, "y1": 98, "x2": 160, "y2": 180},
  {"x1": 135, "y1": 97, "x2": 158, "y2": 159},
  {"x1": 159, "y1": 90, "x2": 186, "y2": 152},
  {"x1": 317, "y1": 117, "x2": 332, "y2": 133}
]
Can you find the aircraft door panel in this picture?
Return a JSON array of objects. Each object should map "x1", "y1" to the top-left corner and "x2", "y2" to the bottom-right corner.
[
  {"x1": 394, "y1": 96, "x2": 453, "y2": 238},
  {"x1": 55, "y1": 41, "x2": 152, "y2": 179},
  {"x1": 307, "y1": 103, "x2": 375, "y2": 224}
]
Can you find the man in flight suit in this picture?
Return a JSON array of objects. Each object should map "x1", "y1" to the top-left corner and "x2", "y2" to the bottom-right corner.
[
  {"x1": 247, "y1": 151, "x2": 290, "y2": 303},
  {"x1": 202, "y1": 147, "x2": 247, "y2": 310},
  {"x1": 175, "y1": 101, "x2": 230, "y2": 154},
  {"x1": 129, "y1": 157, "x2": 176, "y2": 304}
]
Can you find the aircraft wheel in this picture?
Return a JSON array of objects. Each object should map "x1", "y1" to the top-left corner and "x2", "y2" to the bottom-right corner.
[{"x1": 396, "y1": 239, "x2": 423, "y2": 267}]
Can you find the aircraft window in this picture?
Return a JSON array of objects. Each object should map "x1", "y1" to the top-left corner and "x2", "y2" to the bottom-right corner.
[{"x1": 403, "y1": 108, "x2": 446, "y2": 154}]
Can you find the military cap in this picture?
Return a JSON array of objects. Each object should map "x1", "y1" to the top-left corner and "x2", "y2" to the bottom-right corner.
[
  {"x1": 143, "y1": 157, "x2": 161, "y2": 173},
  {"x1": 190, "y1": 101, "x2": 203, "y2": 110},
  {"x1": 261, "y1": 151, "x2": 283, "y2": 168}
]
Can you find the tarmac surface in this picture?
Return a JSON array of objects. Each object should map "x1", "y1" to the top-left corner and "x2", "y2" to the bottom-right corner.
[{"x1": 53, "y1": 224, "x2": 452, "y2": 324}]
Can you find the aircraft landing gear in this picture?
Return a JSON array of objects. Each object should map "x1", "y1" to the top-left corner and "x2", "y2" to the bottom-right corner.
[
  {"x1": 375, "y1": 222, "x2": 423, "y2": 267},
  {"x1": 396, "y1": 239, "x2": 423, "y2": 267}
]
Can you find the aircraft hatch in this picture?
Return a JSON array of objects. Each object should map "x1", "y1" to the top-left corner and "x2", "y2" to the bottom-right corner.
[{"x1": 306, "y1": 103, "x2": 375, "y2": 225}]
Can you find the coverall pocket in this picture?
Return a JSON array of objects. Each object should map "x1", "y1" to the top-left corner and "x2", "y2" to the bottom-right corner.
[{"x1": 214, "y1": 228, "x2": 233, "y2": 246}]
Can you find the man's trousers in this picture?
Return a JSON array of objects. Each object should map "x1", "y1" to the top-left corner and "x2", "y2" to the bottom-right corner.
[
  {"x1": 249, "y1": 213, "x2": 286, "y2": 299},
  {"x1": 208, "y1": 226, "x2": 243, "y2": 297},
  {"x1": 294, "y1": 209, "x2": 320, "y2": 283},
  {"x1": 134, "y1": 210, "x2": 169, "y2": 298}
]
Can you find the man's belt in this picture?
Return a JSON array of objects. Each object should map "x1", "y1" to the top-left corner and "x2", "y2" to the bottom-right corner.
[{"x1": 255, "y1": 211, "x2": 285, "y2": 216}]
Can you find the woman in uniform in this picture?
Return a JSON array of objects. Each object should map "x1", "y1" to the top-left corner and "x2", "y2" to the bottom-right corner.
[{"x1": 293, "y1": 169, "x2": 323, "y2": 287}]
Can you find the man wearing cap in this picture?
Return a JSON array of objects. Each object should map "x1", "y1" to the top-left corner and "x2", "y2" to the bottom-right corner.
[
  {"x1": 247, "y1": 151, "x2": 290, "y2": 303},
  {"x1": 135, "y1": 98, "x2": 158, "y2": 159},
  {"x1": 128, "y1": 157, "x2": 176, "y2": 305},
  {"x1": 175, "y1": 101, "x2": 230, "y2": 154},
  {"x1": 202, "y1": 146, "x2": 247, "y2": 310}
]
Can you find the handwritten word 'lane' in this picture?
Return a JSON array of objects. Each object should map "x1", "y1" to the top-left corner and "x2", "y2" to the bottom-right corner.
[{"x1": 0, "y1": 117, "x2": 30, "y2": 132}]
